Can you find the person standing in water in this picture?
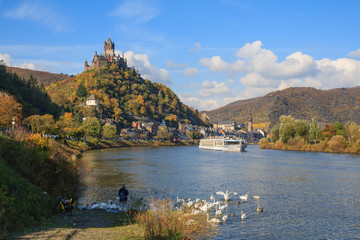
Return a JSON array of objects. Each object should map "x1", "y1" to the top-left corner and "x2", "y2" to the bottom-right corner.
[{"x1": 118, "y1": 184, "x2": 129, "y2": 211}]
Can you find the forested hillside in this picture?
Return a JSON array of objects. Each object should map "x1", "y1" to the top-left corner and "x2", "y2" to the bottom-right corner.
[
  {"x1": 0, "y1": 63, "x2": 61, "y2": 118},
  {"x1": 47, "y1": 63, "x2": 204, "y2": 126},
  {"x1": 205, "y1": 87, "x2": 360, "y2": 127},
  {"x1": 6, "y1": 66, "x2": 69, "y2": 87}
]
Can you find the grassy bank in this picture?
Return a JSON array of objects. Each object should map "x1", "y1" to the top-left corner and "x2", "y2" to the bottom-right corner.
[{"x1": 0, "y1": 131, "x2": 86, "y2": 238}]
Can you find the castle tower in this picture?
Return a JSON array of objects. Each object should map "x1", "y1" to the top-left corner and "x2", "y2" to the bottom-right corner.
[
  {"x1": 84, "y1": 60, "x2": 89, "y2": 69},
  {"x1": 248, "y1": 111, "x2": 253, "y2": 132},
  {"x1": 104, "y1": 37, "x2": 114, "y2": 56}
]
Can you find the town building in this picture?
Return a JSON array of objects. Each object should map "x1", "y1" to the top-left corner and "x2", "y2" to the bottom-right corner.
[
  {"x1": 86, "y1": 95, "x2": 98, "y2": 106},
  {"x1": 212, "y1": 121, "x2": 237, "y2": 131}
]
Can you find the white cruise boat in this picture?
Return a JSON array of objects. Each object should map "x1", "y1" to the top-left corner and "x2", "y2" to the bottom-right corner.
[{"x1": 199, "y1": 137, "x2": 247, "y2": 152}]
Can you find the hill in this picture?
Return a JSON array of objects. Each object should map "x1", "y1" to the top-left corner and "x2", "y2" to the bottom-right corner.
[
  {"x1": 6, "y1": 66, "x2": 69, "y2": 87},
  {"x1": 47, "y1": 63, "x2": 204, "y2": 126},
  {"x1": 204, "y1": 87, "x2": 360, "y2": 127},
  {"x1": 0, "y1": 63, "x2": 61, "y2": 118}
]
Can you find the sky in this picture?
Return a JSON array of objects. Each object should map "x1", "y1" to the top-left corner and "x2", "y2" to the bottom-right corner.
[{"x1": 1, "y1": 0, "x2": 360, "y2": 111}]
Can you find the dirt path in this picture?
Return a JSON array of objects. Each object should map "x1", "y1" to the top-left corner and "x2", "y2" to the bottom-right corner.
[{"x1": 12, "y1": 210, "x2": 144, "y2": 240}]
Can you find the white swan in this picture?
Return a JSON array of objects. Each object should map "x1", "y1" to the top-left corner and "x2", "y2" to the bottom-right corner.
[
  {"x1": 216, "y1": 190, "x2": 237, "y2": 201},
  {"x1": 222, "y1": 215, "x2": 228, "y2": 222},
  {"x1": 207, "y1": 213, "x2": 221, "y2": 224},
  {"x1": 200, "y1": 203, "x2": 208, "y2": 212},
  {"x1": 239, "y1": 194, "x2": 248, "y2": 202},
  {"x1": 187, "y1": 198, "x2": 194, "y2": 208},
  {"x1": 210, "y1": 194, "x2": 215, "y2": 202},
  {"x1": 257, "y1": 203, "x2": 263, "y2": 212},
  {"x1": 215, "y1": 205, "x2": 223, "y2": 215},
  {"x1": 241, "y1": 211, "x2": 246, "y2": 219},
  {"x1": 91, "y1": 203, "x2": 100, "y2": 209}
]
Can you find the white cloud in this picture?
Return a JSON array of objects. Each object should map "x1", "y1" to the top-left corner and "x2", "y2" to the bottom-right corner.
[
  {"x1": 4, "y1": 2, "x2": 67, "y2": 32},
  {"x1": 0, "y1": 53, "x2": 11, "y2": 64},
  {"x1": 1, "y1": 52, "x2": 83, "y2": 74},
  {"x1": 112, "y1": 0, "x2": 161, "y2": 23},
  {"x1": 179, "y1": 94, "x2": 220, "y2": 111},
  {"x1": 314, "y1": 58, "x2": 360, "y2": 88},
  {"x1": 198, "y1": 80, "x2": 229, "y2": 97},
  {"x1": 0, "y1": 53, "x2": 35, "y2": 70},
  {"x1": 198, "y1": 40, "x2": 360, "y2": 104},
  {"x1": 165, "y1": 60, "x2": 189, "y2": 69},
  {"x1": 239, "y1": 72, "x2": 275, "y2": 87},
  {"x1": 183, "y1": 67, "x2": 199, "y2": 78},
  {"x1": 123, "y1": 50, "x2": 172, "y2": 84},
  {"x1": 189, "y1": 42, "x2": 201, "y2": 52},
  {"x1": 348, "y1": 49, "x2": 360, "y2": 58},
  {"x1": 199, "y1": 56, "x2": 247, "y2": 73}
]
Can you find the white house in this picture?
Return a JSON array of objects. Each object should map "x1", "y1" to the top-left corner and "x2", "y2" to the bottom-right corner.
[{"x1": 86, "y1": 95, "x2": 98, "y2": 106}]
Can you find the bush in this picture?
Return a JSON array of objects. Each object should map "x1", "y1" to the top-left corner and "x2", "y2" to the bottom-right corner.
[
  {"x1": 136, "y1": 195, "x2": 212, "y2": 239},
  {"x1": 328, "y1": 135, "x2": 347, "y2": 153}
]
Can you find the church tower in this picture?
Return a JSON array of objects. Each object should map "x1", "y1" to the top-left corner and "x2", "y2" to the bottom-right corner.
[
  {"x1": 248, "y1": 111, "x2": 253, "y2": 132},
  {"x1": 104, "y1": 37, "x2": 114, "y2": 56}
]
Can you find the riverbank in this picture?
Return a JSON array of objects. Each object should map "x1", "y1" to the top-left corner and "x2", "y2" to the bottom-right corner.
[
  {"x1": 259, "y1": 137, "x2": 360, "y2": 154},
  {"x1": 12, "y1": 209, "x2": 144, "y2": 240},
  {"x1": 68, "y1": 138, "x2": 199, "y2": 152}
]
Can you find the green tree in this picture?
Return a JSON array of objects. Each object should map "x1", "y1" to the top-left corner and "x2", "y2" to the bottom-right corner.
[
  {"x1": 270, "y1": 124, "x2": 280, "y2": 143},
  {"x1": 294, "y1": 119, "x2": 309, "y2": 139},
  {"x1": 102, "y1": 125, "x2": 117, "y2": 139},
  {"x1": 158, "y1": 126, "x2": 170, "y2": 140},
  {"x1": 280, "y1": 122, "x2": 295, "y2": 143},
  {"x1": 333, "y1": 121, "x2": 345, "y2": 136},
  {"x1": 278, "y1": 115, "x2": 295, "y2": 143},
  {"x1": 189, "y1": 131, "x2": 202, "y2": 139},
  {"x1": 76, "y1": 82, "x2": 87, "y2": 98},
  {"x1": 82, "y1": 117, "x2": 101, "y2": 137},
  {"x1": 309, "y1": 118, "x2": 320, "y2": 144}
]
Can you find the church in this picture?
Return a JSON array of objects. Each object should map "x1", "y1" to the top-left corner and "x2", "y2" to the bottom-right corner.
[{"x1": 84, "y1": 37, "x2": 128, "y2": 71}]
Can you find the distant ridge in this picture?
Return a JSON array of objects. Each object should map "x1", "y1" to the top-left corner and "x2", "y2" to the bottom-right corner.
[
  {"x1": 6, "y1": 66, "x2": 69, "y2": 87},
  {"x1": 204, "y1": 87, "x2": 360, "y2": 127}
]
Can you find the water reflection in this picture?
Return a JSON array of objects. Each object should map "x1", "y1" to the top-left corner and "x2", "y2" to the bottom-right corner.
[{"x1": 81, "y1": 145, "x2": 360, "y2": 239}]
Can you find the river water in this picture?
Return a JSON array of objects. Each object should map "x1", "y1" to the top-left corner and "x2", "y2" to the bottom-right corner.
[{"x1": 80, "y1": 145, "x2": 360, "y2": 239}]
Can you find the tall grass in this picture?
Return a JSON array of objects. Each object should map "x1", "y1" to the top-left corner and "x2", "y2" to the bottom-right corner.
[{"x1": 135, "y1": 195, "x2": 214, "y2": 239}]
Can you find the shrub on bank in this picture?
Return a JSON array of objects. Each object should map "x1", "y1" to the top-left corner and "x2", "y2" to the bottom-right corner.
[
  {"x1": 136, "y1": 196, "x2": 212, "y2": 239},
  {"x1": 327, "y1": 135, "x2": 347, "y2": 153}
]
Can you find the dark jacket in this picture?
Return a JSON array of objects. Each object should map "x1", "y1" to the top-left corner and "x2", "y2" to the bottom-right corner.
[{"x1": 119, "y1": 187, "x2": 129, "y2": 201}]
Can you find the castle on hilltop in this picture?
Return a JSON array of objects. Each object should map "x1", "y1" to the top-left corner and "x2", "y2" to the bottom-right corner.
[{"x1": 84, "y1": 37, "x2": 128, "y2": 71}]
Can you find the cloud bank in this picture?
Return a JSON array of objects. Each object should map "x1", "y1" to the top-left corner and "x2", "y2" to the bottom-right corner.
[
  {"x1": 198, "y1": 40, "x2": 360, "y2": 107},
  {"x1": 121, "y1": 50, "x2": 172, "y2": 84}
]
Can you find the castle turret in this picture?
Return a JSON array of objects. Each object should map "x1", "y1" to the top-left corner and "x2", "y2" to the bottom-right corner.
[{"x1": 104, "y1": 37, "x2": 114, "y2": 56}]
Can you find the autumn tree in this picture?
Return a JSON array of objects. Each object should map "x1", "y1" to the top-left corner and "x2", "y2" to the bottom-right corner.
[
  {"x1": 82, "y1": 117, "x2": 101, "y2": 137},
  {"x1": 0, "y1": 91, "x2": 22, "y2": 128},
  {"x1": 24, "y1": 114, "x2": 56, "y2": 134},
  {"x1": 102, "y1": 125, "x2": 117, "y2": 139}
]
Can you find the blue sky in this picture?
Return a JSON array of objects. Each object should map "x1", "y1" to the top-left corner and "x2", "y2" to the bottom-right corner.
[{"x1": 1, "y1": 0, "x2": 360, "y2": 111}]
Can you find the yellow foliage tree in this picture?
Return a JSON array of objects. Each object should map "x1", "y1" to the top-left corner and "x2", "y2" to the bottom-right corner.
[{"x1": 0, "y1": 92, "x2": 22, "y2": 128}]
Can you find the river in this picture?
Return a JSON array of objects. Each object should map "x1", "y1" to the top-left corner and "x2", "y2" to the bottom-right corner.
[{"x1": 80, "y1": 144, "x2": 360, "y2": 239}]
